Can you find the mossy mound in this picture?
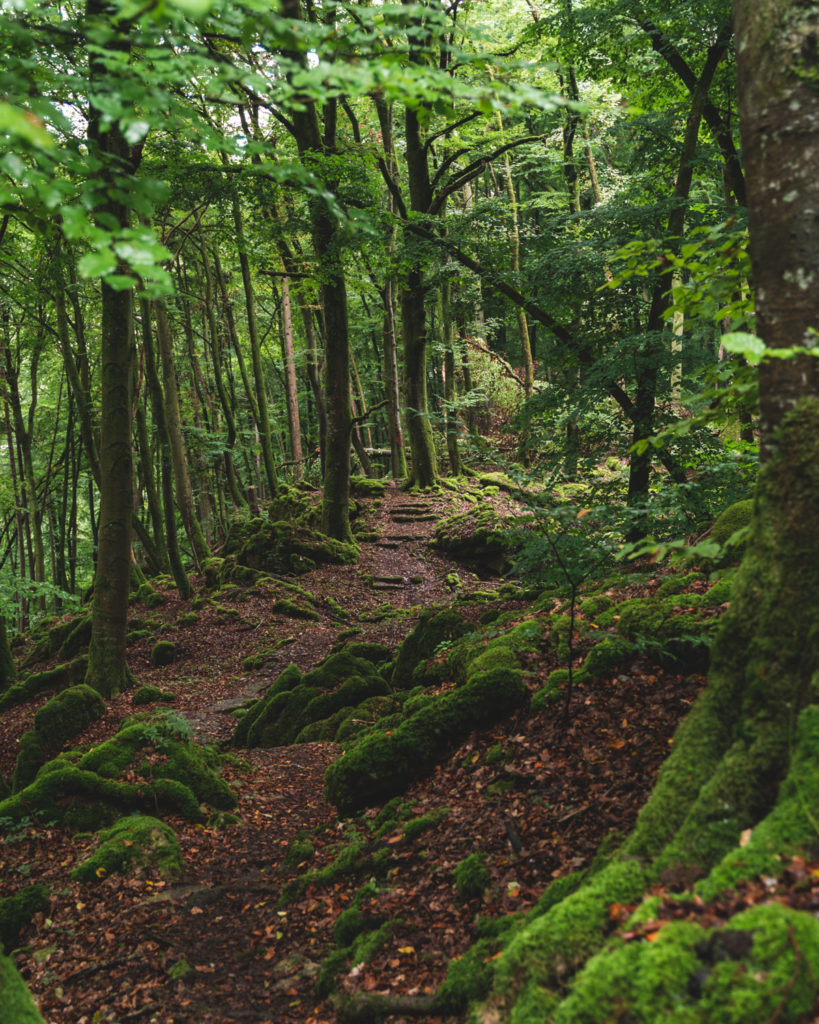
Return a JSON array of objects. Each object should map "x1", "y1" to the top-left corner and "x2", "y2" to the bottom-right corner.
[
  {"x1": 234, "y1": 649, "x2": 392, "y2": 749},
  {"x1": 0, "y1": 655, "x2": 88, "y2": 714},
  {"x1": 325, "y1": 665, "x2": 527, "y2": 816},
  {"x1": 391, "y1": 607, "x2": 470, "y2": 688},
  {"x1": 223, "y1": 513, "x2": 358, "y2": 577},
  {"x1": 452, "y1": 853, "x2": 491, "y2": 900},
  {"x1": 0, "y1": 714, "x2": 235, "y2": 829},
  {"x1": 0, "y1": 617, "x2": 15, "y2": 693},
  {"x1": 0, "y1": 955, "x2": 46, "y2": 1022},
  {"x1": 21, "y1": 613, "x2": 90, "y2": 668},
  {"x1": 432, "y1": 506, "x2": 523, "y2": 574},
  {"x1": 72, "y1": 815, "x2": 183, "y2": 882},
  {"x1": 34, "y1": 684, "x2": 106, "y2": 749},
  {"x1": 0, "y1": 883, "x2": 49, "y2": 952},
  {"x1": 151, "y1": 641, "x2": 176, "y2": 667},
  {"x1": 710, "y1": 498, "x2": 754, "y2": 548},
  {"x1": 133, "y1": 685, "x2": 175, "y2": 706},
  {"x1": 350, "y1": 475, "x2": 386, "y2": 497},
  {"x1": 12, "y1": 685, "x2": 107, "y2": 791}
]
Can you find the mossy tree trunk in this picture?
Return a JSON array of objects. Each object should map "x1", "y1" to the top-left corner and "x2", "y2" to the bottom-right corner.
[
  {"x1": 281, "y1": 0, "x2": 353, "y2": 542},
  {"x1": 84, "y1": 0, "x2": 141, "y2": 697},
  {"x1": 0, "y1": 616, "x2": 14, "y2": 693}
]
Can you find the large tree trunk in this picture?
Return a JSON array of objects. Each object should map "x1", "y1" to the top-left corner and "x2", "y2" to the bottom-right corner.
[{"x1": 280, "y1": 275, "x2": 304, "y2": 479}]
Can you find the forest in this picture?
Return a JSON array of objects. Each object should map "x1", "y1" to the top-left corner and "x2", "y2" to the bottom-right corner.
[{"x1": 1, "y1": 0, "x2": 818, "y2": 1021}]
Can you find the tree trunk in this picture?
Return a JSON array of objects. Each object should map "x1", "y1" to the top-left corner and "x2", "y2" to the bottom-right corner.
[
  {"x1": 230, "y1": 191, "x2": 280, "y2": 497},
  {"x1": 139, "y1": 301, "x2": 191, "y2": 599},
  {"x1": 280, "y1": 275, "x2": 304, "y2": 479},
  {"x1": 85, "y1": 278, "x2": 136, "y2": 697}
]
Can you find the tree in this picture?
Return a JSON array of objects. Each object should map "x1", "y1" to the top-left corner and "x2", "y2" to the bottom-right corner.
[{"x1": 475, "y1": 2, "x2": 819, "y2": 1017}]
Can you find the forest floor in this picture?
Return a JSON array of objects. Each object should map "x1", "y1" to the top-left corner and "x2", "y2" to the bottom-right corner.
[{"x1": 1, "y1": 482, "x2": 717, "y2": 1023}]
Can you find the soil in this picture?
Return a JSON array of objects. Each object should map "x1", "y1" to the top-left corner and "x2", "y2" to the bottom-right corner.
[{"x1": 0, "y1": 484, "x2": 749, "y2": 1024}]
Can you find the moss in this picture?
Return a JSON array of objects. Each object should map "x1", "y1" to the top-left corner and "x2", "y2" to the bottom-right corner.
[
  {"x1": 710, "y1": 498, "x2": 754, "y2": 547},
  {"x1": 325, "y1": 666, "x2": 526, "y2": 816},
  {"x1": 655, "y1": 571, "x2": 705, "y2": 598},
  {"x1": 0, "y1": 883, "x2": 49, "y2": 951},
  {"x1": 295, "y1": 706, "x2": 355, "y2": 743},
  {"x1": 223, "y1": 515, "x2": 358, "y2": 576},
  {"x1": 578, "y1": 595, "x2": 613, "y2": 617},
  {"x1": 0, "y1": 955, "x2": 47, "y2": 1022},
  {"x1": 232, "y1": 663, "x2": 303, "y2": 747},
  {"x1": 494, "y1": 860, "x2": 646, "y2": 994},
  {"x1": 34, "y1": 684, "x2": 106, "y2": 749},
  {"x1": 467, "y1": 639, "x2": 519, "y2": 678},
  {"x1": 697, "y1": 704, "x2": 819, "y2": 899},
  {"x1": 280, "y1": 833, "x2": 368, "y2": 906},
  {"x1": 283, "y1": 836, "x2": 315, "y2": 868},
  {"x1": 391, "y1": 607, "x2": 469, "y2": 688},
  {"x1": 436, "y1": 934, "x2": 503, "y2": 1014},
  {"x1": 0, "y1": 656, "x2": 88, "y2": 714},
  {"x1": 273, "y1": 599, "x2": 320, "y2": 621},
  {"x1": 553, "y1": 905, "x2": 819, "y2": 1024},
  {"x1": 402, "y1": 807, "x2": 449, "y2": 842},
  {"x1": 432, "y1": 506, "x2": 522, "y2": 572},
  {"x1": 582, "y1": 637, "x2": 637, "y2": 677},
  {"x1": 0, "y1": 617, "x2": 15, "y2": 693},
  {"x1": 71, "y1": 815, "x2": 183, "y2": 882},
  {"x1": 11, "y1": 731, "x2": 47, "y2": 792},
  {"x1": 0, "y1": 716, "x2": 235, "y2": 828},
  {"x1": 150, "y1": 641, "x2": 176, "y2": 667},
  {"x1": 350, "y1": 475, "x2": 386, "y2": 497},
  {"x1": 453, "y1": 853, "x2": 491, "y2": 900},
  {"x1": 176, "y1": 611, "x2": 199, "y2": 627},
  {"x1": 302, "y1": 651, "x2": 381, "y2": 691},
  {"x1": 341, "y1": 641, "x2": 392, "y2": 665},
  {"x1": 56, "y1": 615, "x2": 92, "y2": 660},
  {"x1": 133, "y1": 685, "x2": 175, "y2": 706},
  {"x1": 242, "y1": 684, "x2": 322, "y2": 748}
]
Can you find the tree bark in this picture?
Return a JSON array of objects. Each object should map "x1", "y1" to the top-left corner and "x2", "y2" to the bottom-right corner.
[
  {"x1": 280, "y1": 275, "x2": 304, "y2": 479},
  {"x1": 733, "y1": 0, "x2": 819, "y2": 453}
]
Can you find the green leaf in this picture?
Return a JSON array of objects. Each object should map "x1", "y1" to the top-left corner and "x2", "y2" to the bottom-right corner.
[
  {"x1": 722, "y1": 332, "x2": 766, "y2": 365},
  {"x1": 120, "y1": 118, "x2": 150, "y2": 145},
  {"x1": 105, "y1": 274, "x2": 138, "y2": 291},
  {"x1": 0, "y1": 102, "x2": 54, "y2": 148},
  {"x1": 78, "y1": 249, "x2": 117, "y2": 277}
]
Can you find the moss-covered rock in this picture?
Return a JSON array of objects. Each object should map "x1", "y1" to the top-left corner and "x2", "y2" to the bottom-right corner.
[
  {"x1": 72, "y1": 815, "x2": 183, "y2": 882},
  {"x1": 325, "y1": 666, "x2": 527, "y2": 815},
  {"x1": 710, "y1": 498, "x2": 754, "y2": 548},
  {"x1": 0, "y1": 883, "x2": 49, "y2": 952},
  {"x1": 0, "y1": 715, "x2": 235, "y2": 829},
  {"x1": 11, "y1": 731, "x2": 48, "y2": 792},
  {"x1": 554, "y1": 904, "x2": 819, "y2": 1023},
  {"x1": 0, "y1": 655, "x2": 88, "y2": 714},
  {"x1": 432, "y1": 506, "x2": 523, "y2": 573},
  {"x1": 133, "y1": 684, "x2": 175, "y2": 706},
  {"x1": 232, "y1": 663, "x2": 303, "y2": 747},
  {"x1": 34, "y1": 684, "x2": 106, "y2": 749},
  {"x1": 391, "y1": 607, "x2": 469, "y2": 688},
  {"x1": 223, "y1": 514, "x2": 357, "y2": 577},
  {"x1": 151, "y1": 641, "x2": 176, "y2": 667}
]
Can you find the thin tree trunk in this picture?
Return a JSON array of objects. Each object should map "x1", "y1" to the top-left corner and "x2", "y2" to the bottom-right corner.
[
  {"x1": 153, "y1": 301, "x2": 210, "y2": 568},
  {"x1": 280, "y1": 275, "x2": 304, "y2": 479}
]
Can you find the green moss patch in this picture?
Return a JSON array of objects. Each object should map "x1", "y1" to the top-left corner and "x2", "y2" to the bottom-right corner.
[
  {"x1": 0, "y1": 714, "x2": 235, "y2": 829},
  {"x1": 0, "y1": 656, "x2": 88, "y2": 714},
  {"x1": 0, "y1": 955, "x2": 47, "y2": 1022},
  {"x1": 391, "y1": 607, "x2": 469, "y2": 688},
  {"x1": 325, "y1": 666, "x2": 527, "y2": 816},
  {"x1": 222, "y1": 513, "x2": 358, "y2": 577},
  {"x1": 0, "y1": 883, "x2": 49, "y2": 952},
  {"x1": 453, "y1": 853, "x2": 491, "y2": 900},
  {"x1": 432, "y1": 506, "x2": 524, "y2": 573},
  {"x1": 72, "y1": 815, "x2": 183, "y2": 882},
  {"x1": 151, "y1": 641, "x2": 176, "y2": 667},
  {"x1": 133, "y1": 685, "x2": 175, "y2": 706}
]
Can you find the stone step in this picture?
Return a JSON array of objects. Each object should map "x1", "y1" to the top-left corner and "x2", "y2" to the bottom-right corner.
[{"x1": 391, "y1": 513, "x2": 437, "y2": 523}]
